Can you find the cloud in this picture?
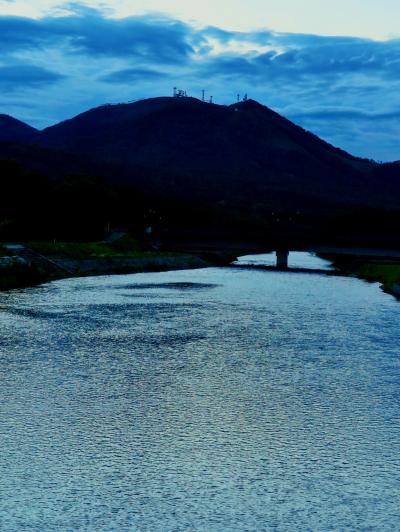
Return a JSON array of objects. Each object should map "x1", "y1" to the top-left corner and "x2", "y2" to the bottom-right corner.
[
  {"x1": 101, "y1": 67, "x2": 171, "y2": 84},
  {"x1": 0, "y1": 64, "x2": 64, "y2": 90},
  {"x1": 289, "y1": 109, "x2": 400, "y2": 122},
  {"x1": 0, "y1": 16, "x2": 55, "y2": 52},
  {"x1": 0, "y1": 6, "x2": 196, "y2": 63},
  {"x1": 0, "y1": 4, "x2": 399, "y2": 160},
  {"x1": 199, "y1": 36, "x2": 400, "y2": 82}
]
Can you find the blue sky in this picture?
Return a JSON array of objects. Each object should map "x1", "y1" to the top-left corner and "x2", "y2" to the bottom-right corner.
[{"x1": 0, "y1": 1, "x2": 400, "y2": 161}]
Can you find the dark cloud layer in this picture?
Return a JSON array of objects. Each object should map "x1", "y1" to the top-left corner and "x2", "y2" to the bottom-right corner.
[
  {"x1": 0, "y1": 4, "x2": 399, "y2": 160},
  {"x1": 290, "y1": 109, "x2": 400, "y2": 121},
  {"x1": 101, "y1": 68, "x2": 171, "y2": 84},
  {"x1": 0, "y1": 7, "x2": 194, "y2": 62},
  {"x1": 200, "y1": 37, "x2": 400, "y2": 82},
  {"x1": 0, "y1": 64, "x2": 64, "y2": 90}
]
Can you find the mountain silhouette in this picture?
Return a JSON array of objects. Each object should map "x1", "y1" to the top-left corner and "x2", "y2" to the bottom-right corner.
[
  {"x1": 1, "y1": 97, "x2": 399, "y2": 217},
  {"x1": 0, "y1": 115, "x2": 38, "y2": 143}
]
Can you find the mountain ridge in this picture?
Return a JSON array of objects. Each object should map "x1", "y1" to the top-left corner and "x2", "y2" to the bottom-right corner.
[
  {"x1": 0, "y1": 96, "x2": 399, "y2": 215},
  {"x1": 0, "y1": 114, "x2": 38, "y2": 143}
]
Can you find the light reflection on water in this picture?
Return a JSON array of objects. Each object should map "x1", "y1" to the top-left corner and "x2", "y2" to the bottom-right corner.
[
  {"x1": 234, "y1": 251, "x2": 334, "y2": 269},
  {"x1": 0, "y1": 256, "x2": 400, "y2": 530}
]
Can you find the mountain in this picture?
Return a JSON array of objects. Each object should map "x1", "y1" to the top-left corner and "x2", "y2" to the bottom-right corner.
[
  {"x1": 1, "y1": 97, "x2": 399, "y2": 225},
  {"x1": 0, "y1": 115, "x2": 38, "y2": 143},
  {"x1": 35, "y1": 96, "x2": 393, "y2": 210}
]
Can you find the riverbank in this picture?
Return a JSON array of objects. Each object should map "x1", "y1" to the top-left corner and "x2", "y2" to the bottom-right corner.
[
  {"x1": 2, "y1": 242, "x2": 400, "y2": 300},
  {"x1": 0, "y1": 256, "x2": 47, "y2": 290},
  {"x1": 352, "y1": 263, "x2": 400, "y2": 298},
  {"x1": 320, "y1": 254, "x2": 400, "y2": 299},
  {"x1": 0, "y1": 240, "x2": 218, "y2": 291}
]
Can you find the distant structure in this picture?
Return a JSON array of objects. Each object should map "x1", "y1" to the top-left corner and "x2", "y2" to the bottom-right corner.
[
  {"x1": 234, "y1": 93, "x2": 249, "y2": 104},
  {"x1": 172, "y1": 87, "x2": 218, "y2": 103},
  {"x1": 173, "y1": 87, "x2": 187, "y2": 98}
]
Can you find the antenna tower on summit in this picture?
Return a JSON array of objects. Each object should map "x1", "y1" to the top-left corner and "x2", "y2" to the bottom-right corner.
[{"x1": 173, "y1": 87, "x2": 187, "y2": 98}]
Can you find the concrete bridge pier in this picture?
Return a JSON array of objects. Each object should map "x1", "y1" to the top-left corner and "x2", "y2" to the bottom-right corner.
[{"x1": 276, "y1": 249, "x2": 289, "y2": 269}]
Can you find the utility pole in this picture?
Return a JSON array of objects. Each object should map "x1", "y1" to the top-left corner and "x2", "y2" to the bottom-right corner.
[{"x1": 202, "y1": 89, "x2": 205, "y2": 102}]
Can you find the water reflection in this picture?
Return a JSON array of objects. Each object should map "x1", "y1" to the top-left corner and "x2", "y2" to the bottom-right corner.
[
  {"x1": 234, "y1": 251, "x2": 334, "y2": 270},
  {"x1": 0, "y1": 263, "x2": 399, "y2": 530}
]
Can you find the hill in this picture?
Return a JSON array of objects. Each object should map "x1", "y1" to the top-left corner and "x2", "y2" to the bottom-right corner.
[
  {"x1": 0, "y1": 115, "x2": 38, "y2": 143},
  {"x1": 35, "y1": 97, "x2": 384, "y2": 211},
  {"x1": 0, "y1": 96, "x2": 399, "y2": 243}
]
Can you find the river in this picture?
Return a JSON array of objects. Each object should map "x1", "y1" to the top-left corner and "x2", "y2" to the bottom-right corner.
[{"x1": 0, "y1": 253, "x2": 399, "y2": 531}]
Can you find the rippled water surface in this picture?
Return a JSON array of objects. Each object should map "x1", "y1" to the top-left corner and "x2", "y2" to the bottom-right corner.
[
  {"x1": 234, "y1": 251, "x2": 334, "y2": 269},
  {"x1": 1, "y1": 254, "x2": 400, "y2": 531}
]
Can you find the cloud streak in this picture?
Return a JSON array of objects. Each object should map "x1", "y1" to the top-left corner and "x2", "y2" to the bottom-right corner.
[
  {"x1": 0, "y1": 64, "x2": 64, "y2": 90},
  {"x1": 101, "y1": 67, "x2": 171, "y2": 84},
  {"x1": 0, "y1": 7, "x2": 195, "y2": 62},
  {"x1": 0, "y1": 4, "x2": 399, "y2": 160}
]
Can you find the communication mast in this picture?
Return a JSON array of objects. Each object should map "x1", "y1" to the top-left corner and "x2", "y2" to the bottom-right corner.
[
  {"x1": 173, "y1": 88, "x2": 187, "y2": 98},
  {"x1": 202, "y1": 89, "x2": 205, "y2": 102}
]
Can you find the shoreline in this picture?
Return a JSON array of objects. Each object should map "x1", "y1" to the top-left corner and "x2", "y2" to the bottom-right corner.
[
  {"x1": 1, "y1": 248, "x2": 399, "y2": 300},
  {"x1": 353, "y1": 271, "x2": 400, "y2": 300},
  {"x1": 0, "y1": 252, "x2": 218, "y2": 291},
  {"x1": 318, "y1": 254, "x2": 400, "y2": 300}
]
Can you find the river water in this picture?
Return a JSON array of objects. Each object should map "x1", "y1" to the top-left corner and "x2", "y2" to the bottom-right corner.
[
  {"x1": 0, "y1": 254, "x2": 399, "y2": 531},
  {"x1": 234, "y1": 251, "x2": 334, "y2": 270}
]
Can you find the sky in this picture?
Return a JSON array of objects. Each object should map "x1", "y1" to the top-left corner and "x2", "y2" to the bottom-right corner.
[{"x1": 0, "y1": 0, "x2": 400, "y2": 161}]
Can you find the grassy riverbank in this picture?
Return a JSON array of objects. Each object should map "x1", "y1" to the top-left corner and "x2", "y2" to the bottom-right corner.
[
  {"x1": 352, "y1": 263, "x2": 400, "y2": 297},
  {"x1": 28, "y1": 238, "x2": 141, "y2": 259},
  {"x1": 0, "y1": 237, "x2": 215, "y2": 291},
  {"x1": 28, "y1": 239, "x2": 211, "y2": 275},
  {"x1": 322, "y1": 254, "x2": 400, "y2": 298}
]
